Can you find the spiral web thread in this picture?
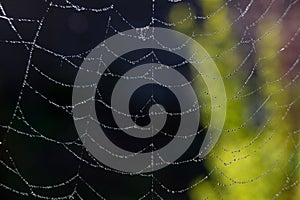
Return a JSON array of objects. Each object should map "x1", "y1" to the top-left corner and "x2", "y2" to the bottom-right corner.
[{"x1": 0, "y1": 0, "x2": 300, "y2": 199}]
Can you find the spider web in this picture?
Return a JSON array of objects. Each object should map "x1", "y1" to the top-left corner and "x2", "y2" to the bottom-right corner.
[{"x1": 0, "y1": 0, "x2": 300, "y2": 199}]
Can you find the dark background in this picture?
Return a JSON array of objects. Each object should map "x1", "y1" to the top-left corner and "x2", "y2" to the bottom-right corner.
[{"x1": 0, "y1": 0, "x2": 208, "y2": 199}]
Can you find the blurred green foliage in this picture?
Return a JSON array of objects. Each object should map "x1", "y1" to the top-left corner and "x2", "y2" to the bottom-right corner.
[{"x1": 169, "y1": 0, "x2": 300, "y2": 199}]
